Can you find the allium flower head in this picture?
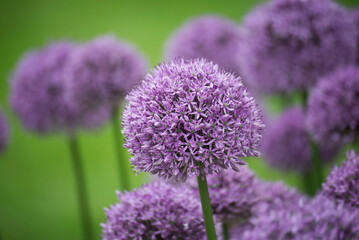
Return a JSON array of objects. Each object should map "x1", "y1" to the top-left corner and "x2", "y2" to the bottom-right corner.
[
  {"x1": 0, "y1": 110, "x2": 9, "y2": 153},
  {"x1": 262, "y1": 107, "x2": 337, "y2": 173},
  {"x1": 67, "y1": 35, "x2": 148, "y2": 108},
  {"x1": 307, "y1": 66, "x2": 359, "y2": 145},
  {"x1": 165, "y1": 15, "x2": 240, "y2": 73},
  {"x1": 10, "y1": 42, "x2": 109, "y2": 133},
  {"x1": 353, "y1": 9, "x2": 359, "y2": 64},
  {"x1": 101, "y1": 181, "x2": 208, "y2": 240},
  {"x1": 239, "y1": 0, "x2": 357, "y2": 94},
  {"x1": 123, "y1": 58, "x2": 264, "y2": 181},
  {"x1": 322, "y1": 150, "x2": 359, "y2": 208},
  {"x1": 188, "y1": 167, "x2": 259, "y2": 223}
]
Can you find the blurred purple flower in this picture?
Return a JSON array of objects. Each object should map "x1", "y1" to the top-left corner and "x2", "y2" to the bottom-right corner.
[
  {"x1": 10, "y1": 42, "x2": 109, "y2": 134},
  {"x1": 101, "y1": 181, "x2": 208, "y2": 240},
  {"x1": 66, "y1": 35, "x2": 148, "y2": 108},
  {"x1": 122, "y1": 58, "x2": 264, "y2": 181},
  {"x1": 262, "y1": 107, "x2": 338, "y2": 173},
  {"x1": 307, "y1": 66, "x2": 359, "y2": 145},
  {"x1": 353, "y1": 9, "x2": 359, "y2": 64},
  {"x1": 0, "y1": 109, "x2": 9, "y2": 153},
  {"x1": 165, "y1": 15, "x2": 240, "y2": 73},
  {"x1": 321, "y1": 150, "x2": 359, "y2": 208},
  {"x1": 238, "y1": 0, "x2": 357, "y2": 94}
]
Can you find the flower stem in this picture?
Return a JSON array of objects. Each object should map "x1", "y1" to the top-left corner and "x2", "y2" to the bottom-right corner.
[
  {"x1": 111, "y1": 105, "x2": 130, "y2": 191},
  {"x1": 68, "y1": 134, "x2": 94, "y2": 240},
  {"x1": 302, "y1": 171, "x2": 315, "y2": 196},
  {"x1": 197, "y1": 174, "x2": 217, "y2": 240},
  {"x1": 222, "y1": 222, "x2": 230, "y2": 240},
  {"x1": 309, "y1": 139, "x2": 323, "y2": 193}
]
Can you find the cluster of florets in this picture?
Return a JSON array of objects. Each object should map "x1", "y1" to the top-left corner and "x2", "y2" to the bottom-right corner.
[
  {"x1": 188, "y1": 167, "x2": 260, "y2": 223},
  {"x1": 243, "y1": 195, "x2": 359, "y2": 240},
  {"x1": 101, "y1": 181, "x2": 208, "y2": 240},
  {"x1": 238, "y1": 0, "x2": 357, "y2": 94},
  {"x1": 307, "y1": 66, "x2": 359, "y2": 145},
  {"x1": 66, "y1": 35, "x2": 148, "y2": 108},
  {"x1": 321, "y1": 151, "x2": 359, "y2": 208},
  {"x1": 122, "y1": 58, "x2": 264, "y2": 181},
  {"x1": 0, "y1": 109, "x2": 9, "y2": 153},
  {"x1": 10, "y1": 42, "x2": 110, "y2": 134},
  {"x1": 262, "y1": 107, "x2": 337, "y2": 173},
  {"x1": 165, "y1": 15, "x2": 240, "y2": 73}
]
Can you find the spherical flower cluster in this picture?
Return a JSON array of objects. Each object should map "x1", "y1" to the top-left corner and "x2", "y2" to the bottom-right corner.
[
  {"x1": 101, "y1": 181, "x2": 208, "y2": 240},
  {"x1": 243, "y1": 195, "x2": 359, "y2": 240},
  {"x1": 122, "y1": 58, "x2": 264, "y2": 180},
  {"x1": 238, "y1": 0, "x2": 357, "y2": 94},
  {"x1": 0, "y1": 110, "x2": 9, "y2": 153},
  {"x1": 165, "y1": 15, "x2": 240, "y2": 73},
  {"x1": 262, "y1": 107, "x2": 337, "y2": 173},
  {"x1": 307, "y1": 66, "x2": 359, "y2": 145},
  {"x1": 321, "y1": 150, "x2": 359, "y2": 208},
  {"x1": 67, "y1": 35, "x2": 148, "y2": 108},
  {"x1": 10, "y1": 42, "x2": 109, "y2": 134},
  {"x1": 188, "y1": 167, "x2": 260, "y2": 222},
  {"x1": 353, "y1": 9, "x2": 359, "y2": 64}
]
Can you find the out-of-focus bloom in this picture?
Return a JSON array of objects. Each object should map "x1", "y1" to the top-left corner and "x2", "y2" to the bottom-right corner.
[
  {"x1": 188, "y1": 167, "x2": 260, "y2": 223},
  {"x1": 122, "y1": 58, "x2": 264, "y2": 181},
  {"x1": 262, "y1": 107, "x2": 337, "y2": 173},
  {"x1": 353, "y1": 9, "x2": 359, "y2": 64},
  {"x1": 322, "y1": 150, "x2": 359, "y2": 208},
  {"x1": 67, "y1": 35, "x2": 148, "y2": 108},
  {"x1": 101, "y1": 181, "x2": 208, "y2": 240},
  {"x1": 238, "y1": 0, "x2": 356, "y2": 94},
  {"x1": 10, "y1": 42, "x2": 109, "y2": 134},
  {"x1": 165, "y1": 15, "x2": 240, "y2": 73},
  {"x1": 242, "y1": 195, "x2": 359, "y2": 240},
  {"x1": 307, "y1": 66, "x2": 359, "y2": 145},
  {"x1": 0, "y1": 109, "x2": 9, "y2": 153}
]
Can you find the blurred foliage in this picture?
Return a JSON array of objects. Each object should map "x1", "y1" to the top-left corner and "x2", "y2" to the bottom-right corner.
[{"x1": 0, "y1": 0, "x2": 357, "y2": 239}]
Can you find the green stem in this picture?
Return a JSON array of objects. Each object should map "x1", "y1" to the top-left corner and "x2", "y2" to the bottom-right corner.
[
  {"x1": 302, "y1": 171, "x2": 315, "y2": 196},
  {"x1": 309, "y1": 139, "x2": 323, "y2": 193},
  {"x1": 68, "y1": 134, "x2": 94, "y2": 240},
  {"x1": 197, "y1": 175, "x2": 217, "y2": 240},
  {"x1": 111, "y1": 105, "x2": 130, "y2": 191},
  {"x1": 222, "y1": 222, "x2": 230, "y2": 240}
]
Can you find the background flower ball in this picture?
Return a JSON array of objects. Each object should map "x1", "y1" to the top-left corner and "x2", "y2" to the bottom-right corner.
[
  {"x1": 321, "y1": 150, "x2": 359, "y2": 208},
  {"x1": 262, "y1": 107, "x2": 337, "y2": 173},
  {"x1": 307, "y1": 66, "x2": 359, "y2": 145},
  {"x1": 67, "y1": 35, "x2": 148, "y2": 108},
  {"x1": 238, "y1": 0, "x2": 357, "y2": 94},
  {"x1": 123, "y1": 58, "x2": 264, "y2": 180},
  {"x1": 10, "y1": 42, "x2": 109, "y2": 134},
  {"x1": 101, "y1": 181, "x2": 208, "y2": 240},
  {"x1": 0, "y1": 110, "x2": 9, "y2": 153},
  {"x1": 165, "y1": 15, "x2": 241, "y2": 73},
  {"x1": 353, "y1": 9, "x2": 359, "y2": 64}
]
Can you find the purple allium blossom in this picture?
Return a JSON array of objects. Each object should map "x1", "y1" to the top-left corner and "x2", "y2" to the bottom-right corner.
[
  {"x1": 165, "y1": 15, "x2": 241, "y2": 73},
  {"x1": 122, "y1": 58, "x2": 264, "y2": 181},
  {"x1": 101, "y1": 181, "x2": 208, "y2": 240},
  {"x1": 307, "y1": 66, "x2": 359, "y2": 145},
  {"x1": 10, "y1": 42, "x2": 109, "y2": 134},
  {"x1": 321, "y1": 150, "x2": 359, "y2": 208},
  {"x1": 353, "y1": 9, "x2": 359, "y2": 64},
  {"x1": 242, "y1": 195, "x2": 359, "y2": 240},
  {"x1": 238, "y1": 0, "x2": 357, "y2": 94},
  {"x1": 188, "y1": 167, "x2": 260, "y2": 223},
  {"x1": 262, "y1": 107, "x2": 337, "y2": 173},
  {"x1": 0, "y1": 110, "x2": 9, "y2": 153},
  {"x1": 66, "y1": 35, "x2": 148, "y2": 108}
]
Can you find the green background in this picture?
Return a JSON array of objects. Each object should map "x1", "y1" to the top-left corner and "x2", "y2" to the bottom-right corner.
[{"x1": 0, "y1": 0, "x2": 358, "y2": 239}]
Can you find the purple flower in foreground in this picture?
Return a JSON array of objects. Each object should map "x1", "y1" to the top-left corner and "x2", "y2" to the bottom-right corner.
[
  {"x1": 307, "y1": 66, "x2": 359, "y2": 145},
  {"x1": 10, "y1": 42, "x2": 109, "y2": 134},
  {"x1": 0, "y1": 110, "x2": 9, "y2": 153},
  {"x1": 101, "y1": 181, "x2": 208, "y2": 240},
  {"x1": 165, "y1": 15, "x2": 240, "y2": 73},
  {"x1": 122, "y1": 58, "x2": 264, "y2": 180},
  {"x1": 243, "y1": 195, "x2": 359, "y2": 240},
  {"x1": 238, "y1": 0, "x2": 356, "y2": 94},
  {"x1": 322, "y1": 150, "x2": 359, "y2": 208},
  {"x1": 67, "y1": 35, "x2": 148, "y2": 108},
  {"x1": 262, "y1": 107, "x2": 337, "y2": 173}
]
